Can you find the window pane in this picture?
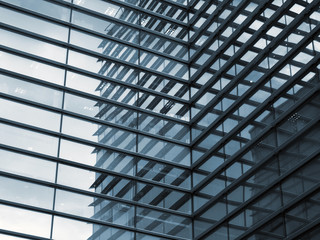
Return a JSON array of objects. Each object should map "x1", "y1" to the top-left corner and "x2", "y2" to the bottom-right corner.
[
  {"x1": 0, "y1": 149, "x2": 56, "y2": 182},
  {"x1": 0, "y1": 204, "x2": 51, "y2": 238},
  {"x1": 0, "y1": 123, "x2": 59, "y2": 156}
]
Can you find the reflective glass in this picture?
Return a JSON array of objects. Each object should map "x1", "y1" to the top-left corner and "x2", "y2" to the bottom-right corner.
[
  {"x1": 0, "y1": 123, "x2": 59, "y2": 156},
  {"x1": 0, "y1": 150, "x2": 56, "y2": 182},
  {"x1": 57, "y1": 164, "x2": 95, "y2": 192},
  {"x1": 0, "y1": 235, "x2": 27, "y2": 240},
  {"x1": 0, "y1": 98, "x2": 61, "y2": 132},
  {"x1": 55, "y1": 189, "x2": 135, "y2": 226},
  {"x1": 0, "y1": 51, "x2": 65, "y2": 85},
  {"x1": 61, "y1": 115, "x2": 136, "y2": 151},
  {"x1": 0, "y1": 176, "x2": 54, "y2": 209},
  {"x1": 0, "y1": 7, "x2": 68, "y2": 41},
  {"x1": 0, "y1": 204, "x2": 51, "y2": 238},
  {"x1": 138, "y1": 135, "x2": 190, "y2": 164},
  {"x1": 72, "y1": 10, "x2": 139, "y2": 44},
  {"x1": 0, "y1": 29, "x2": 67, "y2": 63},
  {"x1": 52, "y1": 216, "x2": 134, "y2": 240},
  {"x1": 1, "y1": 0, "x2": 320, "y2": 239},
  {"x1": 1, "y1": 0, "x2": 71, "y2": 21},
  {"x1": 74, "y1": 0, "x2": 136, "y2": 24},
  {"x1": 136, "y1": 207, "x2": 191, "y2": 238},
  {"x1": 0, "y1": 74, "x2": 63, "y2": 108}
]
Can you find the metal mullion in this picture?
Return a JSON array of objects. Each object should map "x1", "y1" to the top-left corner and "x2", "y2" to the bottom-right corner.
[
  {"x1": 228, "y1": 200, "x2": 275, "y2": 215},
  {"x1": 191, "y1": 71, "x2": 314, "y2": 102},
  {"x1": 66, "y1": 2, "x2": 188, "y2": 45},
  {"x1": 198, "y1": 164, "x2": 320, "y2": 204},
  {"x1": 116, "y1": 184, "x2": 189, "y2": 222},
  {"x1": 196, "y1": 164, "x2": 283, "y2": 199},
  {"x1": 191, "y1": 82, "x2": 261, "y2": 106},
  {"x1": 192, "y1": 118, "x2": 320, "y2": 223},
  {"x1": 2, "y1": 12, "x2": 187, "y2": 65},
  {"x1": 0, "y1": 143, "x2": 190, "y2": 196},
  {"x1": 0, "y1": 118, "x2": 190, "y2": 171},
  {"x1": 109, "y1": 0, "x2": 189, "y2": 26},
  {"x1": 188, "y1": 0, "x2": 297, "y2": 107},
  {"x1": 191, "y1": 85, "x2": 320, "y2": 210},
  {"x1": 191, "y1": 43, "x2": 319, "y2": 156},
  {"x1": 191, "y1": 85, "x2": 313, "y2": 147},
  {"x1": 189, "y1": 0, "x2": 246, "y2": 49},
  {"x1": 85, "y1": 0, "x2": 189, "y2": 27},
  {"x1": 0, "y1": 15, "x2": 188, "y2": 66},
  {"x1": 187, "y1": 0, "x2": 199, "y2": 8},
  {"x1": 0, "y1": 229, "x2": 50, "y2": 240},
  {"x1": 94, "y1": 165, "x2": 190, "y2": 196},
  {"x1": 188, "y1": 0, "x2": 214, "y2": 26},
  {"x1": 193, "y1": 131, "x2": 249, "y2": 152},
  {"x1": 0, "y1": 0, "x2": 188, "y2": 46},
  {"x1": 0, "y1": 5, "x2": 186, "y2": 71},
  {"x1": 134, "y1": 165, "x2": 190, "y2": 198},
  {"x1": 284, "y1": 214, "x2": 309, "y2": 225},
  {"x1": 0, "y1": 92, "x2": 190, "y2": 148},
  {"x1": 234, "y1": 170, "x2": 320, "y2": 240},
  {"x1": 191, "y1": 107, "x2": 267, "y2": 129},
  {"x1": 190, "y1": 15, "x2": 320, "y2": 149},
  {"x1": 0, "y1": 199, "x2": 188, "y2": 240},
  {"x1": 188, "y1": 0, "x2": 227, "y2": 27},
  {"x1": 0, "y1": 169, "x2": 191, "y2": 219},
  {"x1": 252, "y1": 231, "x2": 284, "y2": 239},
  {"x1": 188, "y1": 0, "x2": 269, "y2": 66},
  {"x1": 49, "y1": 5, "x2": 71, "y2": 233},
  {"x1": 0, "y1": 31, "x2": 186, "y2": 85},
  {"x1": 285, "y1": 218, "x2": 320, "y2": 240},
  {"x1": 160, "y1": 0, "x2": 189, "y2": 10},
  {"x1": 192, "y1": 81, "x2": 320, "y2": 207},
  {"x1": 191, "y1": 58, "x2": 319, "y2": 175},
  {"x1": 0, "y1": 69, "x2": 189, "y2": 126},
  {"x1": 195, "y1": 134, "x2": 320, "y2": 239},
  {"x1": 0, "y1": 45, "x2": 189, "y2": 106}
]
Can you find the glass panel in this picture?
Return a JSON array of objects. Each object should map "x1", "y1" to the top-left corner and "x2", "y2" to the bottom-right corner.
[
  {"x1": 64, "y1": 93, "x2": 138, "y2": 129},
  {"x1": 0, "y1": 28, "x2": 67, "y2": 63},
  {"x1": 0, "y1": 150, "x2": 56, "y2": 182},
  {"x1": 66, "y1": 70, "x2": 138, "y2": 104},
  {"x1": 52, "y1": 216, "x2": 134, "y2": 240},
  {"x1": 0, "y1": 98, "x2": 61, "y2": 132},
  {"x1": 136, "y1": 233, "x2": 168, "y2": 240},
  {"x1": 138, "y1": 113, "x2": 190, "y2": 143},
  {"x1": 74, "y1": 0, "x2": 124, "y2": 20},
  {"x1": 59, "y1": 139, "x2": 136, "y2": 175},
  {"x1": 138, "y1": 135, "x2": 190, "y2": 164},
  {"x1": 61, "y1": 115, "x2": 136, "y2": 151},
  {"x1": 55, "y1": 190, "x2": 134, "y2": 226},
  {"x1": 66, "y1": 71, "x2": 102, "y2": 96},
  {"x1": 0, "y1": 235, "x2": 27, "y2": 240},
  {"x1": 0, "y1": 123, "x2": 59, "y2": 156},
  {"x1": 0, "y1": 7, "x2": 68, "y2": 41},
  {"x1": 136, "y1": 207, "x2": 192, "y2": 238},
  {"x1": 57, "y1": 164, "x2": 95, "y2": 192},
  {"x1": 0, "y1": 176, "x2": 54, "y2": 209},
  {"x1": 0, "y1": 74, "x2": 63, "y2": 108},
  {"x1": 0, "y1": 51, "x2": 65, "y2": 85},
  {"x1": 2, "y1": 0, "x2": 71, "y2": 21},
  {"x1": 70, "y1": 29, "x2": 139, "y2": 63},
  {"x1": 0, "y1": 204, "x2": 51, "y2": 238},
  {"x1": 72, "y1": 10, "x2": 139, "y2": 44}
]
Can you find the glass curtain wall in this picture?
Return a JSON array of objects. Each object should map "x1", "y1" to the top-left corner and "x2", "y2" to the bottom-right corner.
[
  {"x1": 0, "y1": 0, "x2": 191, "y2": 239},
  {"x1": 1, "y1": 0, "x2": 320, "y2": 240}
]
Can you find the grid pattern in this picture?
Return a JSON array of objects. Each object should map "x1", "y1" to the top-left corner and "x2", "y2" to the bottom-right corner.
[{"x1": 0, "y1": 0, "x2": 320, "y2": 239}]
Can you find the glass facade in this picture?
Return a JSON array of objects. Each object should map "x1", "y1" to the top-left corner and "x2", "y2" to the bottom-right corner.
[{"x1": 0, "y1": 0, "x2": 319, "y2": 239}]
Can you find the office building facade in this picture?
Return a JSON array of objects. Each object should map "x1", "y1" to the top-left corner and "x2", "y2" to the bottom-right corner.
[{"x1": 0, "y1": 0, "x2": 320, "y2": 239}]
